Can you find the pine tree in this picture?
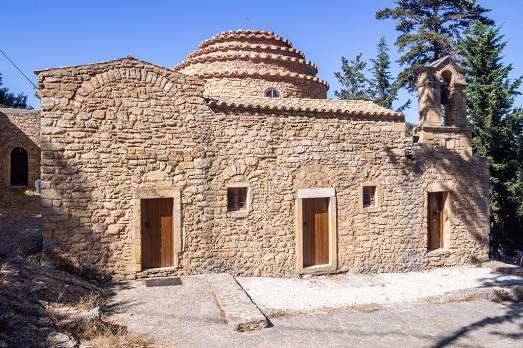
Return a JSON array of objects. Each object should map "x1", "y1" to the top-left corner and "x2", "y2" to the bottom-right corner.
[
  {"x1": 334, "y1": 54, "x2": 370, "y2": 100},
  {"x1": 376, "y1": 0, "x2": 492, "y2": 91},
  {"x1": 368, "y1": 37, "x2": 410, "y2": 111},
  {"x1": 460, "y1": 22, "x2": 523, "y2": 256},
  {"x1": 0, "y1": 73, "x2": 31, "y2": 109}
]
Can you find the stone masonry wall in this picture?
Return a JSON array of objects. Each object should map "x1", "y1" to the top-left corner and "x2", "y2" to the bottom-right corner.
[
  {"x1": 38, "y1": 59, "x2": 213, "y2": 276},
  {"x1": 199, "y1": 108, "x2": 489, "y2": 275},
  {"x1": 0, "y1": 108, "x2": 41, "y2": 204},
  {"x1": 204, "y1": 76, "x2": 327, "y2": 98},
  {"x1": 38, "y1": 59, "x2": 489, "y2": 279}
]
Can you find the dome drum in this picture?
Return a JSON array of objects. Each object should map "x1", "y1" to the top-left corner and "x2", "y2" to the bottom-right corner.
[{"x1": 174, "y1": 30, "x2": 329, "y2": 99}]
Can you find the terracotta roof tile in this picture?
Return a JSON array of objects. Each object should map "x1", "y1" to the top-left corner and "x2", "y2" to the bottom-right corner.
[{"x1": 206, "y1": 96, "x2": 404, "y2": 118}]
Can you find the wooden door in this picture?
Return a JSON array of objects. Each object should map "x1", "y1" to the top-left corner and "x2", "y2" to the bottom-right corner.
[
  {"x1": 141, "y1": 198, "x2": 173, "y2": 269},
  {"x1": 428, "y1": 192, "x2": 444, "y2": 250},
  {"x1": 303, "y1": 198, "x2": 329, "y2": 266}
]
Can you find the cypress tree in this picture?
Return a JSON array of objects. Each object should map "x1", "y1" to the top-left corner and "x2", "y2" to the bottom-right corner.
[
  {"x1": 460, "y1": 22, "x2": 523, "y2": 257},
  {"x1": 368, "y1": 37, "x2": 411, "y2": 111}
]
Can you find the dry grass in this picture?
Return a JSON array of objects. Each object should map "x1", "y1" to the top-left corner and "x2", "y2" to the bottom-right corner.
[
  {"x1": 76, "y1": 291, "x2": 105, "y2": 311},
  {"x1": 69, "y1": 292, "x2": 154, "y2": 347},
  {"x1": 80, "y1": 319, "x2": 154, "y2": 348},
  {"x1": 22, "y1": 189, "x2": 39, "y2": 197},
  {"x1": 0, "y1": 262, "x2": 13, "y2": 283},
  {"x1": 469, "y1": 255, "x2": 482, "y2": 266}
]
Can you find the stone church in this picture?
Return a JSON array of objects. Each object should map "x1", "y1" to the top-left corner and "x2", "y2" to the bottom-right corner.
[{"x1": 4, "y1": 30, "x2": 490, "y2": 278}]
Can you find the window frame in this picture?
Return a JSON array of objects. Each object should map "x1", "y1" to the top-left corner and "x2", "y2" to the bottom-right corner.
[
  {"x1": 358, "y1": 181, "x2": 382, "y2": 213},
  {"x1": 226, "y1": 182, "x2": 251, "y2": 218},
  {"x1": 362, "y1": 186, "x2": 377, "y2": 208},
  {"x1": 264, "y1": 88, "x2": 281, "y2": 98},
  {"x1": 227, "y1": 186, "x2": 248, "y2": 212}
]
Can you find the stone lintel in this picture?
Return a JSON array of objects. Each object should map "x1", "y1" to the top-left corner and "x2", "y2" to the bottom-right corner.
[
  {"x1": 297, "y1": 188, "x2": 335, "y2": 199},
  {"x1": 419, "y1": 126, "x2": 472, "y2": 133}
]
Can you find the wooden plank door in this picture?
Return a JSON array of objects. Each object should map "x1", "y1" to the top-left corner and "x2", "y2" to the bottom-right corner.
[
  {"x1": 303, "y1": 198, "x2": 329, "y2": 267},
  {"x1": 428, "y1": 192, "x2": 444, "y2": 250},
  {"x1": 141, "y1": 198, "x2": 173, "y2": 269}
]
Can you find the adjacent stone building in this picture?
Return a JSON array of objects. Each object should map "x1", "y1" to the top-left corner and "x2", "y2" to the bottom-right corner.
[
  {"x1": 0, "y1": 107, "x2": 41, "y2": 205},
  {"x1": 36, "y1": 30, "x2": 490, "y2": 279}
]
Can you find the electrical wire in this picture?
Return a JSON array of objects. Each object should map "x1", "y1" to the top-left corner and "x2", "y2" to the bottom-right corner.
[{"x1": 0, "y1": 48, "x2": 37, "y2": 89}]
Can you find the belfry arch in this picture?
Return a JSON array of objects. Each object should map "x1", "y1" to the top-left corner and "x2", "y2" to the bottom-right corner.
[{"x1": 416, "y1": 56, "x2": 467, "y2": 128}]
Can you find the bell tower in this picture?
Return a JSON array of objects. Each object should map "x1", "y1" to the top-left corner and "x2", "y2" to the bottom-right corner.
[{"x1": 415, "y1": 57, "x2": 471, "y2": 151}]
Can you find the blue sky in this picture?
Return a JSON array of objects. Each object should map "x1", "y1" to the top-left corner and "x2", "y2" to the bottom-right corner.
[{"x1": 1, "y1": 0, "x2": 522, "y2": 122}]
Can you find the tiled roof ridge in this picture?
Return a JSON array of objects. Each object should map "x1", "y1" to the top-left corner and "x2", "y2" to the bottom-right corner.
[
  {"x1": 183, "y1": 42, "x2": 305, "y2": 61},
  {"x1": 198, "y1": 29, "x2": 292, "y2": 50},
  {"x1": 206, "y1": 96, "x2": 404, "y2": 118},
  {"x1": 173, "y1": 51, "x2": 318, "y2": 74},
  {"x1": 192, "y1": 70, "x2": 329, "y2": 87}
]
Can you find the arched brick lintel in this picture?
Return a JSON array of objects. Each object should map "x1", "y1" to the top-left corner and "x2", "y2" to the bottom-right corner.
[{"x1": 74, "y1": 67, "x2": 182, "y2": 103}]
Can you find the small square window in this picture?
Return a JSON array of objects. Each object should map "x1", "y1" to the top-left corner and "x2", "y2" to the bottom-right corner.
[
  {"x1": 362, "y1": 186, "x2": 376, "y2": 208},
  {"x1": 227, "y1": 187, "x2": 248, "y2": 212}
]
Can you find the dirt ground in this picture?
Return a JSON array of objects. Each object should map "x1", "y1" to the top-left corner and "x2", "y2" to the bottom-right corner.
[{"x1": 0, "y1": 196, "x2": 151, "y2": 347}]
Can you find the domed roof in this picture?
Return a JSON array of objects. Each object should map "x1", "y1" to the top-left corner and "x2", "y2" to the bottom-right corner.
[{"x1": 173, "y1": 30, "x2": 329, "y2": 99}]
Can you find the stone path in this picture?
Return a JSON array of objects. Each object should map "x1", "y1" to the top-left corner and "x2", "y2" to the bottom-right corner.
[
  {"x1": 108, "y1": 277, "x2": 523, "y2": 347},
  {"x1": 207, "y1": 273, "x2": 268, "y2": 331}
]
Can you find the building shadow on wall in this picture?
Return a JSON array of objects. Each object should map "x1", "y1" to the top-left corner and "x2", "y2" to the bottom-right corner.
[
  {"x1": 40, "y1": 152, "x2": 142, "y2": 334},
  {"x1": 384, "y1": 142, "x2": 489, "y2": 251},
  {"x1": 41, "y1": 150, "x2": 114, "y2": 282}
]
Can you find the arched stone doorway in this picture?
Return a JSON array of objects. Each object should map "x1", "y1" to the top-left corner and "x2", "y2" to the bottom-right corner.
[{"x1": 10, "y1": 147, "x2": 28, "y2": 187}]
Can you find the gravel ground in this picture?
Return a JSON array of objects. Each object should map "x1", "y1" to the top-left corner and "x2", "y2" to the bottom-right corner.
[{"x1": 237, "y1": 266, "x2": 523, "y2": 313}]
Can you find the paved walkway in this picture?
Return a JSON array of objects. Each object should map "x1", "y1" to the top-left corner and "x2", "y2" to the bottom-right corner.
[
  {"x1": 107, "y1": 277, "x2": 523, "y2": 347},
  {"x1": 237, "y1": 266, "x2": 523, "y2": 314}
]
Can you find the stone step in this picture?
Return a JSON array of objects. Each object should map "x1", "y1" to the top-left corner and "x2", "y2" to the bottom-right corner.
[{"x1": 207, "y1": 273, "x2": 268, "y2": 331}]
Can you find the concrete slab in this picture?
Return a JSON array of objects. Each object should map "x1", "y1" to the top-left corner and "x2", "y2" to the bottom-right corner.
[
  {"x1": 207, "y1": 273, "x2": 268, "y2": 331},
  {"x1": 108, "y1": 289, "x2": 523, "y2": 348},
  {"x1": 237, "y1": 266, "x2": 523, "y2": 314}
]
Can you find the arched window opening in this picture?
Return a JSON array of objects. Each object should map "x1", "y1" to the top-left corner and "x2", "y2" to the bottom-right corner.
[
  {"x1": 440, "y1": 70, "x2": 454, "y2": 126},
  {"x1": 10, "y1": 147, "x2": 28, "y2": 187},
  {"x1": 264, "y1": 88, "x2": 281, "y2": 98}
]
